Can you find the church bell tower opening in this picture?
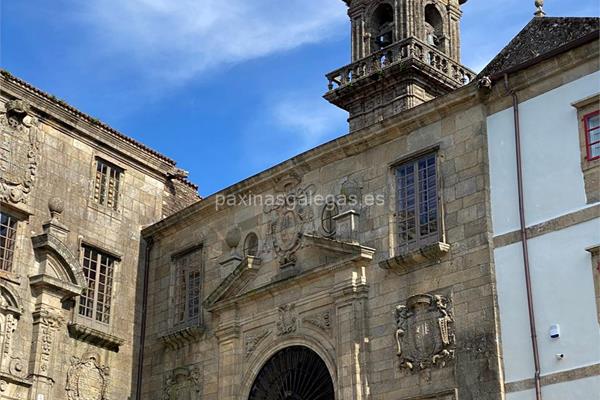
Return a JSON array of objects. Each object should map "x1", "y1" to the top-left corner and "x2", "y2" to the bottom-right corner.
[{"x1": 325, "y1": 0, "x2": 474, "y2": 131}]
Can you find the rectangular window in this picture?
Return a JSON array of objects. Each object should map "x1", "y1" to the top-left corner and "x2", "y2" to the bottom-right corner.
[
  {"x1": 79, "y1": 246, "x2": 116, "y2": 324},
  {"x1": 174, "y1": 249, "x2": 202, "y2": 328},
  {"x1": 584, "y1": 111, "x2": 600, "y2": 161},
  {"x1": 93, "y1": 159, "x2": 123, "y2": 210},
  {"x1": 0, "y1": 212, "x2": 17, "y2": 272},
  {"x1": 395, "y1": 153, "x2": 440, "y2": 251}
]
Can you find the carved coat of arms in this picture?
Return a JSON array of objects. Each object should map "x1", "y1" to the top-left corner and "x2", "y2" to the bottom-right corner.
[
  {"x1": 395, "y1": 294, "x2": 455, "y2": 371},
  {"x1": 276, "y1": 304, "x2": 297, "y2": 336},
  {"x1": 0, "y1": 99, "x2": 41, "y2": 204},
  {"x1": 162, "y1": 366, "x2": 202, "y2": 400},
  {"x1": 264, "y1": 173, "x2": 315, "y2": 267},
  {"x1": 66, "y1": 353, "x2": 110, "y2": 400}
]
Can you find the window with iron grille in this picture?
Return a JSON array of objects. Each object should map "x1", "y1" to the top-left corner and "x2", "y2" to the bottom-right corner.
[
  {"x1": 584, "y1": 111, "x2": 600, "y2": 161},
  {"x1": 174, "y1": 248, "x2": 202, "y2": 327},
  {"x1": 0, "y1": 212, "x2": 17, "y2": 272},
  {"x1": 395, "y1": 153, "x2": 440, "y2": 251},
  {"x1": 93, "y1": 159, "x2": 123, "y2": 210},
  {"x1": 79, "y1": 246, "x2": 116, "y2": 324}
]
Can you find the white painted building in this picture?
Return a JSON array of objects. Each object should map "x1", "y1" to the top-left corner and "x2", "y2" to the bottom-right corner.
[{"x1": 484, "y1": 17, "x2": 600, "y2": 400}]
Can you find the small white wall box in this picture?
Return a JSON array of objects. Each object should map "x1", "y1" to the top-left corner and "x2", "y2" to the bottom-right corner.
[{"x1": 550, "y1": 324, "x2": 560, "y2": 339}]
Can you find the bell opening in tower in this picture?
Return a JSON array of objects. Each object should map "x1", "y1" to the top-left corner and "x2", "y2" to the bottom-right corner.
[
  {"x1": 371, "y1": 3, "x2": 394, "y2": 51},
  {"x1": 425, "y1": 4, "x2": 444, "y2": 52}
]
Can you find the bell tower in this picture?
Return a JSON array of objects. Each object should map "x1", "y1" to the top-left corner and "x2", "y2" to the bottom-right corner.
[{"x1": 325, "y1": 0, "x2": 474, "y2": 131}]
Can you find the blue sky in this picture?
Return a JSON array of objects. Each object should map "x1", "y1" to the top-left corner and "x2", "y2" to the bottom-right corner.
[{"x1": 1, "y1": 0, "x2": 598, "y2": 195}]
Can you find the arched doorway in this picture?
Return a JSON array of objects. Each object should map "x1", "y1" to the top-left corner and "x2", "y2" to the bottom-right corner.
[{"x1": 248, "y1": 346, "x2": 335, "y2": 400}]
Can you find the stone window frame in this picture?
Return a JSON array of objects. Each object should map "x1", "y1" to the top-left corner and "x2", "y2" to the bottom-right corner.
[
  {"x1": 87, "y1": 154, "x2": 126, "y2": 219},
  {"x1": 583, "y1": 110, "x2": 600, "y2": 161},
  {"x1": 0, "y1": 210, "x2": 18, "y2": 273},
  {"x1": 93, "y1": 157, "x2": 123, "y2": 210},
  {"x1": 586, "y1": 245, "x2": 600, "y2": 325},
  {"x1": 77, "y1": 244, "x2": 119, "y2": 327},
  {"x1": 572, "y1": 94, "x2": 600, "y2": 204},
  {"x1": 0, "y1": 203, "x2": 28, "y2": 282},
  {"x1": 170, "y1": 243, "x2": 204, "y2": 331},
  {"x1": 243, "y1": 232, "x2": 259, "y2": 257},
  {"x1": 391, "y1": 147, "x2": 445, "y2": 253}
]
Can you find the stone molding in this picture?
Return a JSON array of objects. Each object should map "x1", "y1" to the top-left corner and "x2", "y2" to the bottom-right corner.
[
  {"x1": 493, "y1": 204, "x2": 600, "y2": 248},
  {"x1": 379, "y1": 242, "x2": 451, "y2": 272},
  {"x1": 302, "y1": 310, "x2": 332, "y2": 333},
  {"x1": 204, "y1": 256, "x2": 262, "y2": 310},
  {"x1": 504, "y1": 363, "x2": 600, "y2": 393},
  {"x1": 158, "y1": 325, "x2": 204, "y2": 350},
  {"x1": 244, "y1": 330, "x2": 270, "y2": 358},
  {"x1": 67, "y1": 322, "x2": 125, "y2": 352}
]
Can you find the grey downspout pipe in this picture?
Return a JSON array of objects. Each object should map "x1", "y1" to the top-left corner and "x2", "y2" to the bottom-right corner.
[
  {"x1": 503, "y1": 73, "x2": 542, "y2": 400},
  {"x1": 135, "y1": 237, "x2": 154, "y2": 400}
]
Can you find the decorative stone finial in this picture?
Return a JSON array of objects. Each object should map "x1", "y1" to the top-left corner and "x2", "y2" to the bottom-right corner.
[
  {"x1": 534, "y1": 0, "x2": 546, "y2": 17},
  {"x1": 225, "y1": 225, "x2": 241, "y2": 249},
  {"x1": 48, "y1": 197, "x2": 65, "y2": 220}
]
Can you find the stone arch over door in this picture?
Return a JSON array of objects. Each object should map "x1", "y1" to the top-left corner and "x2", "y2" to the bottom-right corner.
[{"x1": 244, "y1": 344, "x2": 335, "y2": 400}]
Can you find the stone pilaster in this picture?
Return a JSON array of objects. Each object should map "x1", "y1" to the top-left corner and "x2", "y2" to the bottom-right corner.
[
  {"x1": 331, "y1": 279, "x2": 370, "y2": 400},
  {"x1": 28, "y1": 308, "x2": 64, "y2": 400},
  {"x1": 214, "y1": 313, "x2": 241, "y2": 400}
]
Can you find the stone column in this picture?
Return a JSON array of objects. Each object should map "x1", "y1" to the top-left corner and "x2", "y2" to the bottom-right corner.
[
  {"x1": 214, "y1": 308, "x2": 241, "y2": 400},
  {"x1": 331, "y1": 270, "x2": 370, "y2": 400},
  {"x1": 28, "y1": 308, "x2": 64, "y2": 400}
]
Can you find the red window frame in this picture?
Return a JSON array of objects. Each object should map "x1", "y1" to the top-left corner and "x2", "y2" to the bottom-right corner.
[{"x1": 584, "y1": 110, "x2": 600, "y2": 161}]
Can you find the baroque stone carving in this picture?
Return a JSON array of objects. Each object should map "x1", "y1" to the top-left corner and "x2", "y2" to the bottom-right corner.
[
  {"x1": 65, "y1": 352, "x2": 110, "y2": 400},
  {"x1": 264, "y1": 173, "x2": 315, "y2": 267},
  {"x1": 303, "y1": 311, "x2": 331, "y2": 332},
  {"x1": 162, "y1": 366, "x2": 202, "y2": 400},
  {"x1": 35, "y1": 310, "x2": 64, "y2": 374},
  {"x1": 276, "y1": 304, "x2": 297, "y2": 336},
  {"x1": 245, "y1": 330, "x2": 270, "y2": 357},
  {"x1": 0, "y1": 99, "x2": 41, "y2": 204},
  {"x1": 395, "y1": 294, "x2": 455, "y2": 371}
]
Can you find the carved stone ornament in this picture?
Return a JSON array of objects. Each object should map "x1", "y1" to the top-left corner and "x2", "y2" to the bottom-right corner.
[
  {"x1": 276, "y1": 304, "x2": 297, "y2": 336},
  {"x1": 65, "y1": 352, "x2": 110, "y2": 400},
  {"x1": 0, "y1": 99, "x2": 41, "y2": 204},
  {"x1": 264, "y1": 173, "x2": 315, "y2": 267},
  {"x1": 303, "y1": 311, "x2": 331, "y2": 332},
  {"x1": 35, "y1": 309, "x2": 65, "y2": 374},
  {"x1": 162, "y1": 366, "x2": 202, "y2": 400},
  {"x1": 395, "y1": 294, "x2": 455, "y2": 371},
  {"x1": 245, "y1": 330, "x2": 270, "y2": 357}
]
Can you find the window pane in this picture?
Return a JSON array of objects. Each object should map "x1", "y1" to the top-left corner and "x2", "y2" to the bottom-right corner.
[
  {"x1": 589, "y1": 126, "x2": 600, "y2": 143},
  {"x1": 0, "y1": 213, "x2": 17, "y2": 272},
  {"x1": 587, "y1": 114, "x2": 600, "y2": 130},
  {"x1": 591, "y1": 142, "x2": 600, "y2": 158},
  {"x1": 78, "y1": 245, "x2": 115, "y2": 324}
]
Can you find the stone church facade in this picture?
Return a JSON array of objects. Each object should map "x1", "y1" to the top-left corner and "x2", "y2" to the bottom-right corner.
[
  {"x1": 0, "y1": 72, "x2": 199, "y2": 399},
  {"x1": 1, "y1": 1, "x2": 598, "y2": 400}
]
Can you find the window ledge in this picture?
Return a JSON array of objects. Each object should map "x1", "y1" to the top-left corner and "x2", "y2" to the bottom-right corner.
[
  {"x1": 67, "y1": 322, "x2": 125, "y2": 352},
  {"x1": 159, "y1": 325, "x2": 204, "y2": 350},
  {"x1": 0, "y1": 270, "x2": 22, "y2": 285},
  {"x1": 379, "y1": 242, "x2": 450, "y2": 272}
]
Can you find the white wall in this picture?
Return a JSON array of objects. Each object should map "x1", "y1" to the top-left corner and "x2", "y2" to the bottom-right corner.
[
  {"x1": 488, "y1": 71, "x2": 600, "y2": 399},
  {"x1": 487, "y1": 71, "x2": 600, "y2": 235},
  {"x1": 495, "y1": 219, "x2": 600, "y2": 384}
]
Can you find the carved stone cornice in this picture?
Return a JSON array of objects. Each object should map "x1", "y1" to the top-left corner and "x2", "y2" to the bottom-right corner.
[
  {"x1": 67, "y1": 323, "x2": 125, "y2": 352},
  {"x1": 158, "y1": 326, "x2": 204, "y2": 350},
  {"x1": 204, "y1": 256, "x2": 262, "y2": 310},
  {"x1": 214, "y1": 324, "x2": 241, "y2": 342},
  {"x1": 379, "y1": 242, "x2": 451, "y2": 272}
]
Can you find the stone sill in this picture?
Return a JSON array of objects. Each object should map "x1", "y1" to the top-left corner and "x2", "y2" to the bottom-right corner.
[
  {"x1": 67, "y1": 322, "x2": 125, "y2": 352},
  {"x1": 0, "y1": 270, "x2": 21, "y2": 285},
  {"x1": 0, "y1": 370, "x2": 31, "y2": 388},
  {"x1": 379, "y1": 242, "x2": 450, "y2": 272},
  {"x1": 159, "y1": 325, "x2": 204, "y2": 350}
]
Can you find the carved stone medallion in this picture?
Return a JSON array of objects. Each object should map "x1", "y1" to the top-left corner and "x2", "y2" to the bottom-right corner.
[
  {"x1": 395, "y1": 294, "x2": 455, "y2": 371},
  {"x1": 264, "y1": 173, "x2": 315, "y2": 267},
  {"x1": 162, "y1": 366, "x2": 202, "y2": 400},
  {"x1": 0, "y1": 99, "x2": 41, "y2": 204},
  {"x1": 65, "y1": 352, "x2": 110, "y2": 400},
  {"x1": 276, "y1": 304, "x2": 297, "y2": 336}
]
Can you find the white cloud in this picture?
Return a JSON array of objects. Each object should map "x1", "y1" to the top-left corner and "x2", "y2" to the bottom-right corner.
[
  {"x1": 76, "y1": 0, "x2": 347, "y2": 83},
  {"x1": 271, "y1": 94, "x2": 347, "y2": 147}
]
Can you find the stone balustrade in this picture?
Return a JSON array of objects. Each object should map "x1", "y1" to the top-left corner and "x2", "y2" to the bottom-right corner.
[{"x1": 326, "y1": 37, "x2": 475, "y2": 91}]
